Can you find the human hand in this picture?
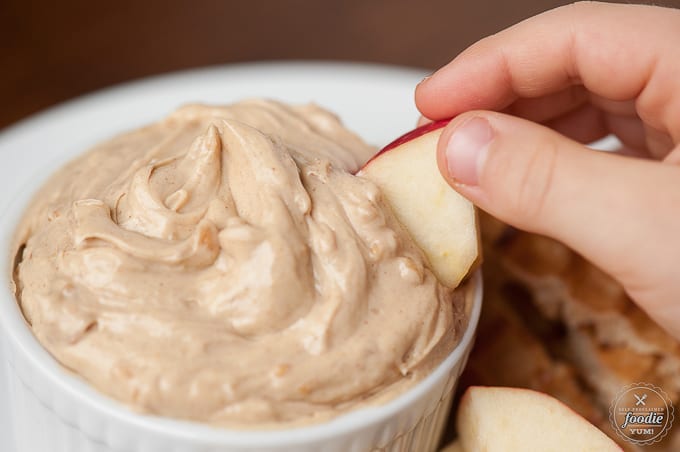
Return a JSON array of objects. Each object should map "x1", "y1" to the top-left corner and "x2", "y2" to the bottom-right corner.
[{"x1": 415, "y1": 2, "x2": 680, "y2": 340}]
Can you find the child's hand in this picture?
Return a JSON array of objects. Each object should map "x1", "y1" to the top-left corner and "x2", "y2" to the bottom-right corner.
[{"x1": 415, "y1": 2, "x2": 680, "y2": 339}]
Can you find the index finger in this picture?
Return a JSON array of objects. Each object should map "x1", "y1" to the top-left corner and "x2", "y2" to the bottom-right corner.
[{"x1": 416, "y1": 2, "x2": 680, "y2": 139}]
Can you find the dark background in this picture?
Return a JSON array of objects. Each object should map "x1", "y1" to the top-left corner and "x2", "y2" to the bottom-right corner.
[{"x1": 2, "y1": 0, "x2": 680, "y2": 129}]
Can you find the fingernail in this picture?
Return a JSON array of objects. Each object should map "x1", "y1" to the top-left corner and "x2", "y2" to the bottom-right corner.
[
  {"x1": 418, "y1": 71, "x2": 436, "y2": 86},
  {"x1": 445, "y1": 116, "x2": 493, "y2": 186}
]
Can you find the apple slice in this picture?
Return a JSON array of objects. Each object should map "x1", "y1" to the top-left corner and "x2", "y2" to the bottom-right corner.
[
  {"x1": 358, "y1": 119, "x2": 479, "y2": 288},
  {"x1": 457, "y1": 386, "x2": 622, "y2": 452}
]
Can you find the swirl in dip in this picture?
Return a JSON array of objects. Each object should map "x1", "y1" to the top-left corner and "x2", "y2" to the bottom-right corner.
[{"x1": 11, "y1": 100, "x2": 465, "y2": 427}]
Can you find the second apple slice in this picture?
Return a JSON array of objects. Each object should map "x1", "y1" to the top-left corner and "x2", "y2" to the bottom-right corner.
[{"x1": 457, "y1": 386, "x2": 623, "y2": 451}]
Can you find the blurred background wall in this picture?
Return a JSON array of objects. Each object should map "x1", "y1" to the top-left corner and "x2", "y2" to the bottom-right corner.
[{"x1": 2, "y1": 0, "x2": 680, "y2": 129}]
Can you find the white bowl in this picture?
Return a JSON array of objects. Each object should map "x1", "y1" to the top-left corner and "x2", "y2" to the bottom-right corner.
[{"x1": 0, "y1": 63, "x2": 482, "y2": 452}]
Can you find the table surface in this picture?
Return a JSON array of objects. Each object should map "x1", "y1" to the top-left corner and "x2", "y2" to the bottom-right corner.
[{"x1": 4, "y1": 0, "x2": 679, "y2": 130}]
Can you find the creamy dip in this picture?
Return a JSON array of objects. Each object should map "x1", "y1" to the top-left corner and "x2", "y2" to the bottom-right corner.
[{"x1": 11, "y1": 100, "x2": 465, "y2": 427}]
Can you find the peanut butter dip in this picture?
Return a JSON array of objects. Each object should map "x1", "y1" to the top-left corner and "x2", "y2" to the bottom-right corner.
[{"x1": 11, "y1": 99, "x2": 465, "y2": 427}]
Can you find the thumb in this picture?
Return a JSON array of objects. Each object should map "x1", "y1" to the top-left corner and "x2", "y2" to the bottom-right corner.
[{"x1": 437, "y1": 111, "x2": 680, "y2": 337}]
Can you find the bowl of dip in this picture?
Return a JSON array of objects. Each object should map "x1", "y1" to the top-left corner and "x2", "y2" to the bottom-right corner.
[{"x1": 0, "y1": 63, "x2": 482, "y2": 452}]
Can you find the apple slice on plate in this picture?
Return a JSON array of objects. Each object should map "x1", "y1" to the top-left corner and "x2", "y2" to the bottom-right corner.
[
  {"x1": 358, "y1": 119, "x2": 479, "y2": 288},
  {"x1": 457, "y1": 386, "x2": 622, "y2": 452}
]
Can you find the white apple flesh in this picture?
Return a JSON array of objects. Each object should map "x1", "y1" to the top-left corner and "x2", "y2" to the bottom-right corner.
[
  {"x1": 358, "y1": 119, "x2": 478, "y2": 288},
  {"x1": 457, "y1": 386, "x2": 622, "y2": 452}
]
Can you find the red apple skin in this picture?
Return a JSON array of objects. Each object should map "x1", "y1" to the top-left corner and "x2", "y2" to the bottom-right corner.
[{"x1": 362, "y1": 118, "x2": 452, "y2": 169}]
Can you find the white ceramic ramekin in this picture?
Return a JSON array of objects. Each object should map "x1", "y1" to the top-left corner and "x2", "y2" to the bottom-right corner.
[
  {"x1": 0, "y1": 139, "x2": 482, "y2": 452},
  {"x1": 0, "y1": 190, "x2": 481, "y2": 452}
]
